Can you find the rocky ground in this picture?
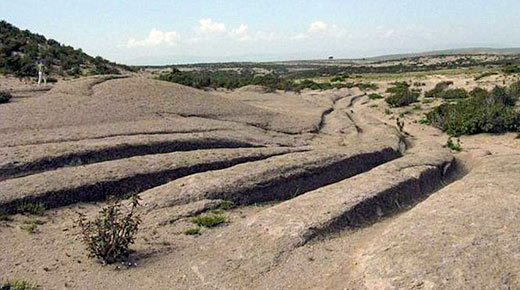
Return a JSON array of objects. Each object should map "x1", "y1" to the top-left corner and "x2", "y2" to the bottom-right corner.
[{"x1": 0, "y1": 75, "x2": 519, "y2": 289}]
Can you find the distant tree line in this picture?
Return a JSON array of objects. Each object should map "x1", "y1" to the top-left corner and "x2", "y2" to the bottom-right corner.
[{"x1": 156, "y1": 68, "x2": 349, "y2": 92}]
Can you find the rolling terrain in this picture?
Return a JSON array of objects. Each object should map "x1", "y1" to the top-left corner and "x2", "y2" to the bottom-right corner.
[{"x1": 1, "y1": 72, "x2": 519, "y2": 289}]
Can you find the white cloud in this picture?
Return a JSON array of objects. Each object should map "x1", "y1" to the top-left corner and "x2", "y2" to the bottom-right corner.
[
  {"x1": 376, "y1": 26, "x2": 395, "y2": 39},
  {"x1": 199, "y1": 18, "x2": 226, "y2": 34},
  {"x1": 300, "y1": 21, "x2": 347, "y2": 39},
  {"x1": 253, "y1": 31, "x2": 280, "y2": 42},
  {"x1": 127, "y1": 28, "x2": 179, "y2": 47},
  {"x1": 308, "y1": 21, "x2": 328, "y2": 33},
  {"x1": 229, "y1": 24, "x2": 250, "y2": 41},
  {"x1": 291, "y1": 33, "x2": 307, "y2": 40}
]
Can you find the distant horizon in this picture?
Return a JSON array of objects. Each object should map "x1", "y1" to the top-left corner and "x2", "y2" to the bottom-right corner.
[
  {"x1": 131, "y1": 46, "x2": 520, "y2": 66},
  {"x1": 3, "y1": 0, "x2": 520, "y2": 65}
]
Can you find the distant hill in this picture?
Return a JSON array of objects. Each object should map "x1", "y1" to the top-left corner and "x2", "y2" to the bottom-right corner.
[
  {"x1": 0, "y1": 20, "x2": 131, "y2": 77},
  {"x1": 366, "y1": 47, "x2": 520, "y2": 62}
]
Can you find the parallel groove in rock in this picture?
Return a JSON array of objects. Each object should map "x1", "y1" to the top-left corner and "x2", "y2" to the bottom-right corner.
[
  {"x1": 0, "y1": 135, "x2": 264, "y2": 179},
  {"x1": 0, "y1": 147, "x2": 301, "y2": 213}
]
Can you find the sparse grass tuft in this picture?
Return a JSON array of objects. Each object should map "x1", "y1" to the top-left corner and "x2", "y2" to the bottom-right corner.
[
  {"x1": 384, "y1": 108, "x2": 392, "y2": 115},
  {"x1": 184, "y1": 227, "x2": 201, "y2": 235},
  {"x1": 446, "y1": 138, "x2": 462, "y2": 151},
  {"x1": 20, "y1": 223, "x2": 38, "y2": 234},
  {"x1": 191, "y1": 211, "x2": 228, "y2": 228},
  {"x1": 218, "y1": 201, "x2": 234, "y2": 210},
  {"x1": 0, "y1": 279, "x2": 39, "y2": 290},
  {"x1": 368, "y1": 93, "x2": 383, "y2": 100}
]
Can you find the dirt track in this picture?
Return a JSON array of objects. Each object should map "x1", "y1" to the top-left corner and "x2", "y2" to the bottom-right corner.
[{"x1": 1, "y1": 76, "x2": 519, "y2": 289}]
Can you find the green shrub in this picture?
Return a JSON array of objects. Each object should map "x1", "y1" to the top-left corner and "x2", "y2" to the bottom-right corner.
[
  {"x1": 503, "y1": 65, "x2": 520, "y2": 74},
  {"x1": 0, "y1": 280, "x2": 39, "y2": 290},
  {"x1": 0, "y1": 90, "x2": 13, "y2": 104},
  {"x1": 191, "y1": 211, "x2": 227, "y2": 228},
  {"x1": 357, "y1": 82, "x2": 378, "y2": 91},
  {"x1": 441, "y1": 88, "x2": 468, "y2": 99},
  {"x1": 426, "y1": 85, "x2": 520, "y2": 136},
  {"x1": 76, "y1": 195, "x2": 142, "y2": 264},
  {"x1": 330, "y1": 75, "x2": 347, "y2": 82},
  {"x1": 368, "y1": 93, "x2": 383, "y2": 100},
  {"x1": 469, "y1": 87, "x2": 489, "y2": 98},
  {"x1": 385, "y1": 84, "x2": 419, "y2": 107},
  {"x1": 424, "y1": 81, "x2": 454, "y2": 98}
]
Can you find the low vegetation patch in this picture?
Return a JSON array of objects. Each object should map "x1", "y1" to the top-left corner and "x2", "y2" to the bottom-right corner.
[
  {"x1": 184, "y1": 226, "x2": 201, "y2": 236},
  {"x1": 20, "y1": 219, "x2": 45, "y2": 234},
  {"x1": 426, "y1": 82, "x2": 520, "y2": 136},
  {"x1": 474, "y1": 71, "x2": 498, "y2": 81},
  {"x1": 503, "y1": 65, "x2": 520, "y2": 74},
  {"x1": 156, "y1": 68, "x2": 350, "y2": 92},
  {"x1": 76, "y1": 195, "x2": 142, "y2": 264},
  {"x1": 356, "y1": 82, "x2": 378, "y2": 91},
  {"x1": 368, "y1": 93, "x2": 383, "y2": 100},
  {"x1": 424, "y1": 81, "x2": 454, "y2": 98},
  {"x1": 385, "y1": 82, "x2": 419, "y2": 107},
  {"x1": 0, "y1": 280, "x2": 39, "y2": 290},
  {"x1": 191, "y1": 211, "x2": 228, "y2": 228},
  {"x1": 441, "y1": 88, "x2": 468, "y2": 99},
  {"x1": 446, "y1": 137, "x2": 462, "y2": 151}
]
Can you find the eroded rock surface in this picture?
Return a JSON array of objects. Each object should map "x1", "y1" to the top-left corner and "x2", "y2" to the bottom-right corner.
[{"x1": 2, "y1": 76, "x2": 515, "y2": 290}]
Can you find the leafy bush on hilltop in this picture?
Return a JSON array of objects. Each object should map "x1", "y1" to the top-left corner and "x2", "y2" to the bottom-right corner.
[
  {"x1": 0, "y1": 20, "x2": 129, "y2": 77},
  {"x1": 426, "y1": 82, "x2": 520, "y2": 136}
]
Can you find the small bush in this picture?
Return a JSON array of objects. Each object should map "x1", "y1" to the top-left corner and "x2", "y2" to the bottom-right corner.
[
  {"x1": 191, "y1": 211, "x2": 227, "y2": 228},
  {"x1": 424, "y1": 81, "x2": 454, "y2": 98},
  {"x1": 507, "y1": 80, "x2": 520, "y2": 100},
  {"x1": 446, "y1": 138, "x2": 462, "y2": 151},
  {"x1": 368, "y1": 93, "x2": 383, "y2": 100},
  {"x1": 0, "y1": 90, "x2": 13, "y2": 104},
  {"x1": 330, "y1": 75, "x2": 347, "y2": 82},
  {"x1": 76, "y1": 195, "x2": 142, "y2": 264},
  {"x1": 503, "y1": 65, "x2": 520, "y2": 74},
  {"x1": 0, "y1": 280, "x2": 39, "y2": 290},
  {"x1": 384, "y1": 108, "x2": 392, "y2": 115},
  {"x1": 441, "y1": 88, "x2": 468, "y2": 99},
  {"x1": 357, "y1": 82, "x2": 378, "y2": 91},
  {"x1": 385, "y1": 85, "x2": 419, "y2": 107}
]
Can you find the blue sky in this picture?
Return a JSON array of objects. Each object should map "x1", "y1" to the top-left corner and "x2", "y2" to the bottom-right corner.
[{"x1": 2, "y1": 0, "x2": 520, "y2": 65}]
